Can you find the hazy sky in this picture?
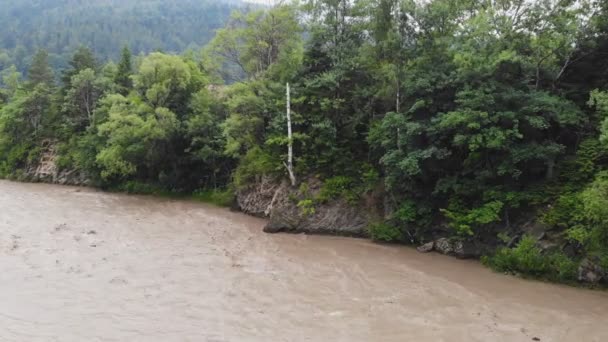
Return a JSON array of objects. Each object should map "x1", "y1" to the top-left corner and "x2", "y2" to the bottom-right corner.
[{"x1": 244, "y1": 0, "x2": 277, "y2": 5}]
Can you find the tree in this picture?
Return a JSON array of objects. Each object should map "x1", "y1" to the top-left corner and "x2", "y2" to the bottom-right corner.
[
  {"x1": 62, "y1": 46, "x2": 98, "y2": 89},
  {"x1": 132, "y1": 52, "x2": 203, "y2": 112},
  {"x1": 27, "y1": 49, "x2": 54, "y2": 87},
  {"x1": 96, "y1": 96, "x2": 180, "y2": 181},
  {"x1": 285, "y1": 83, "x2": 296, "y2": 186},
  {"x1": 589, "y1": 90, "x2": 608, "y2": 144},
  {"x1": 1, "y1": 65, "x2": 22, "y2": 98},
  {"x1": 115, "y1": 46, "x2": 133, "y2": 94},
  {"x1": 63, "y1": 68, "x2": 106, "y2": 129},
  {"x1": 205, "y1": 4, "x2": 303, "y2": 81}
]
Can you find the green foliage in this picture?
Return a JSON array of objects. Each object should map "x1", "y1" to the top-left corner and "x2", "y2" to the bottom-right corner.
[
  {"x1": 233, "y1": 147, "x2": 280, "y2": 188},
  {"x1": 0, "y1": 0, "x2": 240, "y2": 72},
  {"x1": 542, "y1": 192, "x2": 584, "y2": 229},
  {"x1": 27, "y1": 49, "x2": 54, "y2": 86},
  {"x1": 317, "y1": 176, "x2": 357, "y2": 203},
  {"x1": 548, "y1": 253, "x2": 579, "y2": 283},
  {"x1": 589, "y1": 90, "x2": 608, "y2": 144},
  {"x1": 485, "y1": 235, "x2": 549, "y2": 276},
  {"x1": 442, "y1": 201, "x2": 504, "y2": 237},
  {"x1": 205, "y1": 4, "x2": 303, "y2": 81},
  {"x1": 297, "y1": 199, "x2": 316, "y2": 216},
  {"x1": 545, "y1": 171, "x2": 608, "y2": 259},
  {"x1": 484, "y1": 235, "x2": 578, "y2": 283},
  {"x1": 368, "y1": 222, "x2": 402, "y2": 243},
  {"x1": 115, "y1": 46, "x2": 133, "y2": 94},
  {"x1": 115, "y1": 181, "x2": 167, "y2": 195},
  {"x1": 192, "y1": 189, "x2": 234, "y2": 207},
  {"x1": 579, "y1": 172, "x2": 608, "y2": 252}
]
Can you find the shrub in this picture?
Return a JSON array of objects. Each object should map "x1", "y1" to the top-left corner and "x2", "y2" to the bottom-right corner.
[
  {"x1": 368, "y1": 222, "x2": 401, "y2": 242},
  {"x1": 297, "y1": 199, "x2": 316, "y2": 216},
  {"x1": 317, "y1": 176, "x2": 356, "y2": 203},
  {"x1": 547, "y1": 252, "x2": 578, "y2": 282},
  {"x1": 484, "y1": 235, "x2": 579, "y2": 282},
  {"x1": 442, "y1": 200, "x2": 504, "y2": 237},
  {"x1": 542, "y1": 192, "x2": 584, "y2": 229},
  {"x1": 233, "y1": 147, "x2": 279, "y2": 188},
  {"x1": 484, "y1": 235, "x2": 548, "y2": 276},
  {"x1": 192, "y1": 189, "x2": 234, "y2": 207},
  {"x1": 116, "y1": 181, "x2": 165, "y2": 195}
]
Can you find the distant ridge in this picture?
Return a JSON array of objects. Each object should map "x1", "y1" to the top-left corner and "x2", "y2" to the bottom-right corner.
[{"x1": 0, "y1": 0, "x2": 258, "y2": 71}]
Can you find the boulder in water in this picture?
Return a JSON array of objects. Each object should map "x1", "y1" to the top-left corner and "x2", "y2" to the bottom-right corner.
[
  {"x1": 434, "y1": 238, "x2": 454, "y2": 255},
  {"x1": 416, "y1": 241, "x2": 435, "y2": 253},
  {"x1": 433, "y1": 238, "x2": 480, "y2": 259},
  {"x1": 577, "y1": 258, "x2": 606, "y2": 284}
]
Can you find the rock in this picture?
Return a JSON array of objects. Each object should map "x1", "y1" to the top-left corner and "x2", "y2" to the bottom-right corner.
[
  {"x1": 453, "y1": 240, "x2": 481, "y2": 259},
  {"x1": 434, "y1": 238, "x2": 454, "y2": 255},
  {"x1": 263, "y1": 221, "x2": 288, "y2": 234},
  {"x1": 536, "y1": 240, "x2": 559, "y2": 253},
  {"x1": 507, "y1": 235, "x2": 520, "y2": 248},
  {"x1": 432, "y1": 238, "x2": 480, "y2": 259},
  {"x1": 24, "y1": 140, "x2": 90, "y2": 186},
  {"x1": 416, "y1": 241, "x2": 434, "y2": 253},
  {"x1": 577, "y1": 258, "x2": 606, "y2": 284},
  {"x1": 235, "y1": 176, "x2": 288, "y2": 217}
]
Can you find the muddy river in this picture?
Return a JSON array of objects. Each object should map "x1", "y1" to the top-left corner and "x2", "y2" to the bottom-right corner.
[{"x1": 1, "y1": 180, "x2": 607, "y2": 341}]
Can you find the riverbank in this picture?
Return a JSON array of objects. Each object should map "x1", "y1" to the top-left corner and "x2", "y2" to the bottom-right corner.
[{"x1": 1, "y1": 180, "x2": 608, "y2": 341}]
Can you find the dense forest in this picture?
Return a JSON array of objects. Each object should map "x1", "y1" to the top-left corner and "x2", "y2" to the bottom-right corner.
[
  {"x1": 2, "y1": 0, "x2": 608, "y2": 284},
  {"x1": 0, "y1": 0, "x2": 254, "y2": 72}
]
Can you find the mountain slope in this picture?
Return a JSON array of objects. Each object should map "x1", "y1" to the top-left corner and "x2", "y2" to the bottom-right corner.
[{"x1": 0, "y1": 0, "x2": 252, "y2": 71}]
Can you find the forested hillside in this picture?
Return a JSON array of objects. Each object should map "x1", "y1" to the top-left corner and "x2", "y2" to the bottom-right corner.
[
  {"x1": 0, "y1": 0, "x2": 251, "y2": 72},
  {"x1": 2, "y1": 0, "x2": 608, "y2": 285}
]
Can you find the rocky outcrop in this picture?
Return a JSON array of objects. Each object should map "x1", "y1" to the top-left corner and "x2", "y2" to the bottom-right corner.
[
  {"x1": 236, "y1": 176, "x2": 288, "y2": 217},
  {"x1": 236, "y1": 176, "x2": 374, "y2": 237},
  {"x1": 24, "y1": 140, "x2": 89, "y2": 186}
]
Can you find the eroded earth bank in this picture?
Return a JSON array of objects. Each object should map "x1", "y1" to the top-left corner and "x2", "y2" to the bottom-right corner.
[{"x1": 1, "y1": 180, "x2": 607, "y2": 342}]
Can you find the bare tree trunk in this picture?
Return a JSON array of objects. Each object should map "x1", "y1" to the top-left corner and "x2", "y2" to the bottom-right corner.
[
  {"x1": 546, "y1": 158, "x2": 555, "y2": 180},
  {"x1": 285, "y1": 83, "x2": 296, "y2": 186}
]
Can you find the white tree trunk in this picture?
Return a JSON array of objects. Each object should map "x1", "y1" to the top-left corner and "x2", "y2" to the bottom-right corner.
[{"x1": 285, "y1": 83, "x2": 296, "y2": 186}]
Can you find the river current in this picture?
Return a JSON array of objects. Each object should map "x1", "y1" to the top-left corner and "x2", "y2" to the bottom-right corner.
[{"x1": 1, "y1": 180, "x2": 607, "y2": 341}]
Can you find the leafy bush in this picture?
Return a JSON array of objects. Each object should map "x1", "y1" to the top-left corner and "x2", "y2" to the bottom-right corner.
[
  {"x1": 484, "y1": 236, "x2": 548, "y2": 276},
  {"x1": 317, "y1": 176, "x2": 359, "y2": 204},
  {"x1": 579, "y1": 171, "x2": 608, "y2": 252},
  {"x1": 485, "y1": 235, "x2": 548, "y2": 276},
  {"x1": 545, "y1": 171, "x2": 608, "y2": 258},
  {"x1": 484, "y1": 235, "x2": 578, "y2": 282},
  {"x1": 0, "y1": 142, "x2": 32, "y2": 175},
  {"x1": 542, "y1": 192, "x2": 584, "y2": 229},
  {"x1": 442, "y1": 200, "x2": 504, "y2": 236},
  {"x1": 548, "y1": 252, "x2": 578, "y2": 282},
  {"x1": 192, "y1": 189, "x2": 234, "y2": 207},
  {"x1": 368, "y1": 222, "x2": 401, "y2": 242},
  {"x1": 297, "y1": 199, "x2": 316, "y2": 216},
  {"x1": 233, "y1": 147, "x2": 279, "y2": 188}
]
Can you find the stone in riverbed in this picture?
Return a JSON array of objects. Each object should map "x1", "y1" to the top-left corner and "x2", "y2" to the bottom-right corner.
[
  {"x1": 577, "y1": 258, "x2": 606, "y2": 284},
  {"x1": 433, "y1": 238, "x2": 481, "y2": 259},
  {"x1": 263, "y1": 221, "x2": 288, "y2": 234},
  {"x1": 453, "y1": 240, "x2": 482, "y2": 259},
  {"x1": 434, "y1": 238, "x2": 454, "y2": 255},
  {"x1": 416, "y1": 241, "x2": 435, "y2": 253}
]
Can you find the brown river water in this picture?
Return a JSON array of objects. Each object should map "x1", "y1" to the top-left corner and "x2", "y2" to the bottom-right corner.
[{"x1": 1, "y1": 180, "x2": 607, "y2": 342}]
